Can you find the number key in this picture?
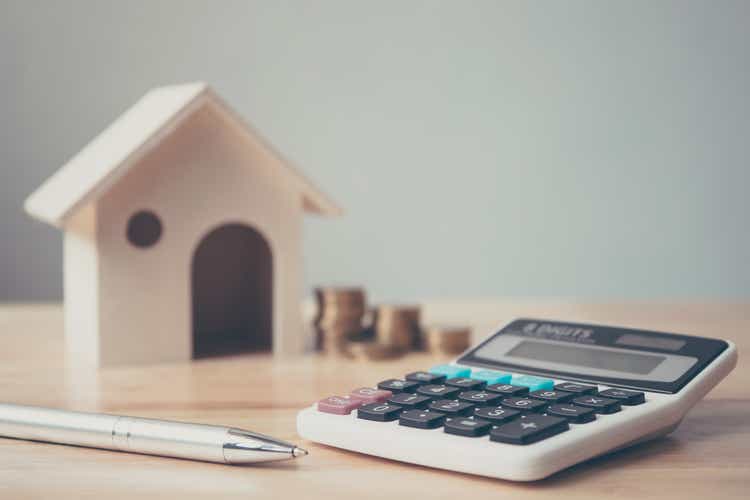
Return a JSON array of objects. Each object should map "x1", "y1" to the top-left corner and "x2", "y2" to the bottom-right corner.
[
  {"x1": 445, "y1": 377, "x2": 486, "y2": 390},
  {"x1": 428, "y1": 399, "x2": 475, "y2": 416},
  {"x1": 388, "y1": 392, "x2": 431, "y2": 409},
  {"x1": 473, "y1": 406, "x2": 521, "y2": 424},
  {"x1": 529, "y1": 389, "x2": 576, "y2": 404},
  {"x1": 555, "y1": 382, "x2": 598, "y2": 395},
  {"x1": 457, "y1": 390, "x2": 503, "y2": 406},
  {"x1": 500, "y1": 397, "x2": 547, "y2": 412},
  {"x1": 399, "y1": 409, "x2": 446, "y2": 429},
  {"x1": 357, "y1": 402, "x2": 403, "y2": 422},
  {"x1": 486, "y1": 384, "x2": 529, "y2": 397}
]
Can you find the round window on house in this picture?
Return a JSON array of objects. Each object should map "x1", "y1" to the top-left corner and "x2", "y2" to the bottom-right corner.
[{"x1": 126, "y1": 210, "x2": 163, "y2": 248}]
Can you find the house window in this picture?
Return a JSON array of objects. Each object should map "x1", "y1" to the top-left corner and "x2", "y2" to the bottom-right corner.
[{"x1": 126, "y1": 210, "x2": 162, "y2": 248}]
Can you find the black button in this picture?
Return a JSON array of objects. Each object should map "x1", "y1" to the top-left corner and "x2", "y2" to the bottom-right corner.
[
  {"x1": 444, "y1": 416, "x2": 492, "y2": 437},
  {"x1": 529, "y1": 390, "x2": 576, "y2": 403},
  {"x1": 445, "y1": 377, "x2": 486, "y2": 390},
  {"x1": 378, "y1": 379, "x2": 420, "y2": 393},
  {"x1": 399, "y1": 409, "x2": 446, "y2": 429},
  {"x1": 457, "y1": 390, "x2": 503, "y2": 406},
  {"x1": 500, "y1": 397, "x2": 547, "y2": 412},
  {"x1": 572, "y1": 396, "x2": 621, "y2": 414},
  {"x1": 555, "y1": 382, "x2": 598, "y2": 395},
  {"x1": 406, "y1": 371, "x2": 446, "y2": 385},
  {"x1": 388, "y1": 392, "x2": 432, "y2": 409},
  {"x1": 598, "y1": 388, "x2": 646, "y2": 405},
  {"x1": 357, "y1": 402, "x2": 403, "y2": 422},
  {"x1": 546, "y1": 404, "x2": 597, "y2": 423},
  {"x1": 428, "y1": 399, "x2": 475, "y2": 416},
  {"x1": 473, "y1": 406, "x2": 521, "y2": 424},
  {"x1": 490, "y1": 414, "x2": 569, "y2": 445},
  {"x1": 416, "y1": 384, "x2": 460, "y2": 399},
  {"x1": 486, "y1": 384, "x2": 529, "y2": 396}
]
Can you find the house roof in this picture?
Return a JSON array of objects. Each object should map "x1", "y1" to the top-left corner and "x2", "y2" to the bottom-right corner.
[{"x1": 24, "y1": 82, "x2": 343, "y2": 228}]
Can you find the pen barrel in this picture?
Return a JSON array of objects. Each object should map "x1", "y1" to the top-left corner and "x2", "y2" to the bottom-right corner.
[
  {"x1": 0, "y1": 404, "x2": 229, "y2": 463},
  {"x1": 0, "y1": 403, "x2": 119, "y2": 449},
  {"x1": 112, "y1": 416, "x2": 228, "y2": 462}
]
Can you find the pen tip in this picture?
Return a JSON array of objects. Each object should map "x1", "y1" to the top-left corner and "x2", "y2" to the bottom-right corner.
[{"x1": 292, "y1": 447, "x2": 308, "y2": 458}]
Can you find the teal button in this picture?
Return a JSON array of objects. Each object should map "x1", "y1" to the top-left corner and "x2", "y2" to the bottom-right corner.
[
  {"x1": 429, "y1": 364, "x2": 471, "y2": 378},
  {"x1": 470, "y1": 370, "x2": 512, "y2": 384},
  {"x1": 511, "y1": 375, "x2": 554, "y2": 391}
]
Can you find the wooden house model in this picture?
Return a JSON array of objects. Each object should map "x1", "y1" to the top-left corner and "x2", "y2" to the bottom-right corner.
[{"x1": 24, "y1": 82, "x2": 341, "y2": 367}]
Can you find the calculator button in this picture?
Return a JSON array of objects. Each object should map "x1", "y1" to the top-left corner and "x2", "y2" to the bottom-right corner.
[
  {"x1": 473, "y1": 406, "x2": 521, "y2": 424},
  {"x1": 546, "y1": 404, "x2": 597, "y2": 423},
  {"x1": 490, "y1": 414, "x2": 569, "y2": 445},
  {"x1": 598, "y1": 388, "x2": 646, "y2": 405},
  {"x1": 555, "y1": 382, "x2": 598, "y2": 395},
  {"x1": 388, "y1": 392, "x2": 432, "y2": 409},
  {"x1": 470, "y1": 370, "x2": 512, "y2": 385},
  {"x1": 572, "y1": 396, "x2": 622, "y2": 414},
  {"x1": 378, "y1": 379, "x2": 420, "y2": 393},
  {"x1": 357, "y1": 402, "x2": 403, "y2": 422},
  {"x1": 428, "y1": 399, "x2": 475, "y2": 416},
  {"x1": 500, "y1": 397, "x2": 547, "y2": 412},
  {"x1": 429, "y1": 364, "x2": 472, "y2": 378},
  {"x1": 317, "y1": 396, "x2": 362, "y2": 415},
  {"x1": 457, "y1": 390, "x2": 503, "y2": 406},
  {"x1": 399, "y1": 409, "x2": 446, "y2": 429},
  {"x1": 510, "y1": 375, "x2": 554, "y2": 391},
  {"x1": 445, "y1": 377, "x2": 486, "y2": 390},
  {"x1": 349, "y1": 387, "x2": 393, "y2": 404},
  {"x1": 529, "y1": 389, "x2": 576, "y2": 404},
  {"x1": 485, "y1": 384, "x2": 530, "y2": 396},
  {"x1": 416, "y1": 384, "x2": 461, "y2": 399},
  {"x1": 406, "y1": 371, "x2": 447, "y2": 385},
  {"x1": 444, "y1": 416, "x2": 492, "y2": 437}
]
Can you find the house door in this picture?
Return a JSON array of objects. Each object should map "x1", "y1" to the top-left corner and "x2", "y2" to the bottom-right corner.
[{"x1": 191, "y1": 223, "x2": 272, "y2": 358}]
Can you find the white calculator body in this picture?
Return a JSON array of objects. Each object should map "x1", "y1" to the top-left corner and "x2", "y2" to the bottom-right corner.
[{"x1": 297, "y1": 319, "x2": 737, "y2": 481}]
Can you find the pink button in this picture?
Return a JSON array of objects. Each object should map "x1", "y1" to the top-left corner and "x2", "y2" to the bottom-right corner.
[
  {"x1": 317, "y1": 396, "x2": 362, "y2": 415},
  {"x1": 349, "y1": 387, "x2": 392, "y2": 404}
]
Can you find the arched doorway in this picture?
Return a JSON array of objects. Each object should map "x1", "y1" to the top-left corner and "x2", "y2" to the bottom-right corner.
[{"x1": 191, "y1": 224, "x2": 272, "y2": 358}]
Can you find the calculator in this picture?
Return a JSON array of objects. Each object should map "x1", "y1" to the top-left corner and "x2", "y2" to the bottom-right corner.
[{"x1": 297, "y1": 319, "x2": 737, "y2": 481}]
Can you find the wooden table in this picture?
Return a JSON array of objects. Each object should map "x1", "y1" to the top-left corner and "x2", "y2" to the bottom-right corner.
[{"x1": 0, "y1": 302, "x2": 748, "y2": 499}]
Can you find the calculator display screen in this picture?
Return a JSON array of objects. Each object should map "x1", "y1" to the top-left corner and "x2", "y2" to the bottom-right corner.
[
  {"x1": 506, "y1": 340, "x2": 666, "y2": 375},
  {"x1": 458, "y1": 319, "x2": 729, "y2": 393}
]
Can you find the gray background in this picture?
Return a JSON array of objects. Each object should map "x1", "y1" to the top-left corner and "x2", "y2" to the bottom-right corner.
[{"x1": 1, "y1": 0, "x2": 749, "y2": 302}]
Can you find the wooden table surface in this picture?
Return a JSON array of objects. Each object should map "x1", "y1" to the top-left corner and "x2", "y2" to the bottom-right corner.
[{"x1": 0, "y1": 302, "x2": 748, "y2": 499}]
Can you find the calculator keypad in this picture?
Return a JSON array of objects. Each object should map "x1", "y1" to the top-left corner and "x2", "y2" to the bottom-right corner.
[{"x1": 322, "y1": 364, "x2": 649, "y2": 446}]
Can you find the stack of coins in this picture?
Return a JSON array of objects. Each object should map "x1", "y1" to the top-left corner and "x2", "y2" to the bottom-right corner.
[
  {"x1": 423, "y1": 325, "x2": 471, "y2": 355},
  {"x1": 314, "y1": 287, "x2": 366, "y2": 356},
  {"x1": 373, "y1": 305, "x2": 421, "y2": 351}
]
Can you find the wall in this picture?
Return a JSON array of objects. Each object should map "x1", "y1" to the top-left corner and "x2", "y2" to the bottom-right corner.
[{"x1": 2, "y1": 0, "x2": 749, "y2": 301}]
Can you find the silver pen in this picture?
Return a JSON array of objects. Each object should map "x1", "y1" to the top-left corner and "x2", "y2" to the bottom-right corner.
[{"x1": 0, "y1": 403, "x2": 308, "y2": 464}]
